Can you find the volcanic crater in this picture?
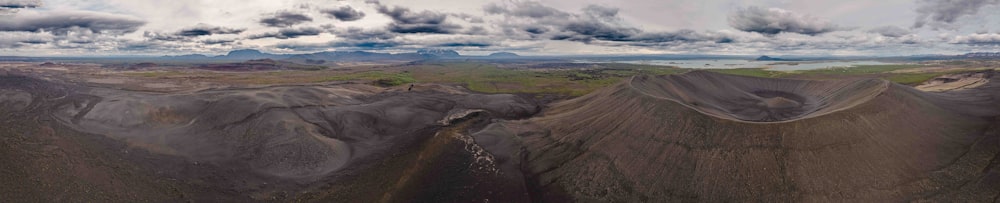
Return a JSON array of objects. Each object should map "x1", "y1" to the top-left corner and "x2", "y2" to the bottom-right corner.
[{"x1": 629, "y1": 70, "x2": 888, "y2": 122}]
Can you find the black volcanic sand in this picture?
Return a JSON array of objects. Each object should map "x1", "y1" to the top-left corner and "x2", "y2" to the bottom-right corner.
[
  {"x1": 6, "y1": 69, "x2": 1000, "y2": 202},
  {"x1": 0, "y1": 71, "x2": 539, "y2": 202},
  {"x1": 629, "y1": 71, "x2": 888, "y2": 122},
  {"x1": 476, "y1": 70, "x2": 1000, "y2": 202}
]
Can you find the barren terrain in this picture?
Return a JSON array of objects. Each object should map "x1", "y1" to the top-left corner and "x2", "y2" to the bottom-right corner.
[{"x1": 3, "y1": 61, "x2": 1000, "y2": 202}]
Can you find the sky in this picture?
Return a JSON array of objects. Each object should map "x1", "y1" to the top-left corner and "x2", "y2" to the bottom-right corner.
[{"x1": 1, "y1": 0, "x2": 1000, "y2": 56}]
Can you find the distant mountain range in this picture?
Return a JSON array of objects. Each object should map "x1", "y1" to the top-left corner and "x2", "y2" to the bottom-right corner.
[
  {"x1": 488, "y1": 52, "x2": 520, "y2": 57},
  {"x1": 6, "y1": 50, "x2": 999, "y2": 64},
  {"x1": 159, "y1": 49, "x2": 516, "y2": 63},
  {"x1": 755, "y1": 55, "x2": 791, "y2": 61},
  {"x1": 962, "y1": 52, "x2": 1000, "y2": 58}
]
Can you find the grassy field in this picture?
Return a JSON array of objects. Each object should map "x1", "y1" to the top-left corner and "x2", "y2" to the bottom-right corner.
[
  {"x1": 706, "y1": 68, "x2": 790, "y2": 78},
  {"x1": 400, "y1": 62, "x2": 685, "y2": 96},
  {"x1": 319, "y1": 71, "x2": 416, "y2": 86},
  {"x1": 797, "y1": 64, "x2": 927, "y2": 75},
  {"x1": 885, "y1": 73, "x2": 943, "y2": 85}
]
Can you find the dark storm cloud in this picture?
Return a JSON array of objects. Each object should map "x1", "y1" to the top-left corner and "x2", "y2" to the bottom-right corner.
[
  {"x1": 248, "y1": 27, "x2": 326, "y2": 39},
  {"x1": 143, "y1": 24, "x2": 244, "y2": 42},
  {"x1": 913, "y1": 0, "x2": 1000, "y2": 29},
  {"x1": 0, "y1": 0, "x2": 40, "y2": 9},
  {"x1": 0, "y1": 0, "x2": 39, "y2": 14},
  {"x1": 485, "y1": 3, "x2": 633, "y2": 42},
  {"x1": 555, "y1": 21, "x2": 639, "y2": 42},
  {"x1": 260, "y1": 11, "x2": 313, "y2": 27},
  {"x1": 0, "y1": 10, "x2": 145, "y2": 35},
  {"x1": 483, "y1": 1, "x2": 569, "y2": 18},
  {"x1": 485, "y1": 3, "x2": 726, "y2": 45},
  {"x1": 437, "y1": 42, "x2": 491, "y2": 47},
  {"x1": 321, "y1": 6, "x2": 366, "y2": 21},
  {"x1": 867, "y1": 26, "x2": 911, "y2": 38},
  {"x1": 728, "y1": 6, "x2": 842, "y2": 36},
  {"x1": 201, "y1": 39, "x2": 237, "y2": 45},
  {"x1": 177, "y1": 24, "x2": 245, "y2": 37},
  {"x1": 552, "y1": 5, "x2": 640, "y2": 42},
  {"x1": 523, "y1": 26, "x2": 548, "y2": 34},
  {"x1": 375, "y1": 4, "x2": 462, "y2": 34}
]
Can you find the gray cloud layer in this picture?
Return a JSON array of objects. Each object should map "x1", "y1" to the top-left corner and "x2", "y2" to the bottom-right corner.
[
  {"x1": 0, "y1": 0, "x2": 39, "y2": 14},
  {"x1": 0, "y1": 0, "x2": 994, "y2": 56},
  {"x1": 914, "y1": 0, "x2": 1000, "y2": 29},
  {"x1": 951, "y1": 33, "x2": 1000, "y2": 45},
  {"x1": 178, "y1": 24, "x2": 245, "y2": 37},
  {"x1": 728, "y1": 6, "x2": 842, "y2": 36},
  {"x1": 322, "y1": 6, "x2": 366, "y2": 21},
  {"x1": 868, "y1": 26, "x2": 912, "y2": 38},
  {"x1": 0, "y1": 0, "x2": 40, "y2": 9},
  {"x1": 0, "y1": 10, "x2": 145, "y2": 35},
  {"x1": 144, "y1": 24, "x2": 244, "y2": 43},
  {"x1": 375, "y1": 4, "x2": 462, "y2": 34},
  {"x1": 260, "y1": 11, "x2": 313, "y2": 27},
  {"x1": 484, "y1": 2, "x2": 729, "y2": 45},
  {"x1": 484, "y1": 1, "x2": 568, "y2": 18},
  {"x1": 249, "y1": 26, "x2": 326, "y2": 39}
]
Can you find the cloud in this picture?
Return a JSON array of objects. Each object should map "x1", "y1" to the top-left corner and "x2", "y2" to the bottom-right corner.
[
  {"x1": 375, "y1": 4, "x2": 462, "y2": 34},
  {"x1": 867, "y1": 26, "x2": 912, "y2": 38},
  {"x1": 201, "y1": 38, "x2": 237, "y2": 45},
  {"x1": 0, "y1": 10, "x2": 145, "y2": 35},
  {"x1": 449, "y1": 13, "x2": 484, "y2": 23},
  {"x1": 321, "y1": 6, "x2": 365, "y2": 21},
  {"x1": 260, "y1": 11, "x2": 313, "y2": 27},
  {"x1": 249, "y1": 27, "x2": 326, "y2": 39},
  {"x1": 0, "y1": 0, "x2": 40, "y2": 8},
  {"x1": 550, "y1": 5, "x2": 639, "y2": 42},
  {"x1": 728, "y1": 7, "x2": 842, "y2": 36},
  {"x1": 484, "y1": 1, "x2": 569, "y2": 18},
  {"x1": 437, "y1": 42, "x2": 491, "y2": 47},
  {"x1": 274, "y1": 40, "x2": 401, "y2": 51},
  {"x1": 0, "y1": 0, "x2": 40, "y2": 13},
  {"x1": 950, "y1": 33, "x2": 1000, "y2": 45},
  {"x1": 143, "y1": 31, "x2": 185, "y2": 41},
  {"x1": 626, "y1": 30, "x2": 734, "y2": 44},
  {"x1": 485, "y1": 3, "x2": 727, "y2": 45},
  {"x1": 0, "y1": 31, "x2": 53, "y2": 48},
  {"x1": 914, "y1": 0, "x2": 1000, "y2": 29},
  {"x1": 274, "y1": 26, "x2": 505, "y2": 52},
  {"x1": 143, "y1": 24, "x2": 244, "y2": 42},
  {"x1": 177, "y1": 24, "x2": 245, "y2": 37},
  {"x1": 334, "y1": 27, "x2": 398, "y2": 40},
  {"x1": 554, "y1": 22, "x2": 638, "y2": 42}
]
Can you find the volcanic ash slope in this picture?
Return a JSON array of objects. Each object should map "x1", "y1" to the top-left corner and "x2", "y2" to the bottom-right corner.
[
  {"x1": 0, "y1": 73, "x2": 539, "y2": 202},
  {"x1": 512, "y1": 71, "x2": 1000, "y2": 202}
]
